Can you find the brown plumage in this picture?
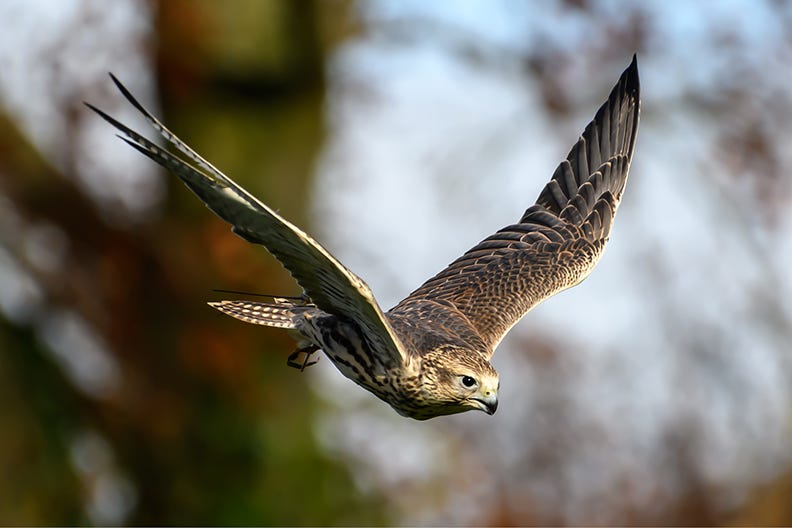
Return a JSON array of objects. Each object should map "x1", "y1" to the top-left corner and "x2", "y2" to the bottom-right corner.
[{"x1": 86, "y1": 56, "x2": 640, "y2": 420}]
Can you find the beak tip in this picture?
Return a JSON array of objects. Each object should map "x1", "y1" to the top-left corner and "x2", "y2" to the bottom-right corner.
[{"x1": 470, "y1": 396, "x2": 498, "y2": 415}]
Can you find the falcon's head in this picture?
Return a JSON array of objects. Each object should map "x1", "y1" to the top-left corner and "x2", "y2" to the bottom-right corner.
[{"x1": 407, "y1": 346, "x2": 499, "y2": 420}]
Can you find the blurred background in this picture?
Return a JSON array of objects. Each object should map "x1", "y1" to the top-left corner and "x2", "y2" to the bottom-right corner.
[{"x1": 1, "y1": 0, "x2": 791, "y2": 525}]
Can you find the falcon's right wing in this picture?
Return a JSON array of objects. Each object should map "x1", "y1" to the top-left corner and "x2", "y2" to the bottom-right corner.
[{"x1": 86, "y1": 76, "x2": 409, "y2": 370}]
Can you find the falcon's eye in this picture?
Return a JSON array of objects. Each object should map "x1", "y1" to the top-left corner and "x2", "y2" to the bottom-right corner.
[{"x1": 461, "y1": 375, "x2": 477, "y2": 388}]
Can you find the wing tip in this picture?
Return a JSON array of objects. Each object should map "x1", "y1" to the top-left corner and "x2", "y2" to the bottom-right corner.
[
  {"x1": 623, "y1": 54, "x2": 640, "y2": 100},
  {"x1": 83, "y1": 100, "x2": 109, "y2": 120},
  {"x1": 106, "y1": 71, "x2": 152, "y2": 118}
]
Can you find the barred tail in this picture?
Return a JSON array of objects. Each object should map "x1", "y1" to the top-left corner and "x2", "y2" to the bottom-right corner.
[{"x1": 208, "y1": 300, "x2": 297, "y2": 329}]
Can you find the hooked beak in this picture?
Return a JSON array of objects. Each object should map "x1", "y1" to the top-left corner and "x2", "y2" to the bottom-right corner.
[{"x1": 470, "y1": 392, "x2": 498, "y2": 415}]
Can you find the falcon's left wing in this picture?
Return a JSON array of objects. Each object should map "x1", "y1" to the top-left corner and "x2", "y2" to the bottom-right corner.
[{"x1": 391, "y1": 56, "x2": 640, "y2": 354}]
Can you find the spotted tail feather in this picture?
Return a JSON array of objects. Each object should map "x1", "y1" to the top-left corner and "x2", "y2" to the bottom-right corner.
[{"x1": 208, "y1": 300, "x2": 297, "y2": 329}]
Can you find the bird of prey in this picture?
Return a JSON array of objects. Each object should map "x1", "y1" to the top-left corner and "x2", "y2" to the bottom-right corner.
[{"x1": 86, "y1": 56, "x2": 639, "y2": 420}]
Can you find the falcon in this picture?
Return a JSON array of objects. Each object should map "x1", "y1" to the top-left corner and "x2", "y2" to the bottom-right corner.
[{"x1": 86, "y1": 56, "x2": 640, "y2": 420}]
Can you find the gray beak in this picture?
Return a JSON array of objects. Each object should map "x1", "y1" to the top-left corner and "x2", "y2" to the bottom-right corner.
[
  {"x1": 472, "y1": 395, "x2": 498, "y2": 415},
  {"x1": 483, "y1": 398, "x2": 498, "y2": 415}
]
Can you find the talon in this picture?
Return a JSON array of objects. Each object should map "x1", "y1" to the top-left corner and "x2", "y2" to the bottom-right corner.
[{"x1": 287, "y1": 344, "x2": 320, "y2": 371}]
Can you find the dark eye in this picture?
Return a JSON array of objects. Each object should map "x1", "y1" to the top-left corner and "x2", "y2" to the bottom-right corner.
[{"x1": 461, "y1": 375, "x2": 477, "y2": 388}]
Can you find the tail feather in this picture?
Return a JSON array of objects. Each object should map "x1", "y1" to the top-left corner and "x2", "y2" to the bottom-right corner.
[{"x1": 208, "y1": 300, "x2": 296, "y2": 329}]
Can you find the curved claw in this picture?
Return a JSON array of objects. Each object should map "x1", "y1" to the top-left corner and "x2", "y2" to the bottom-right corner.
[{"x1": 287, "y1": 344, "x2": 320, "y2": 371}]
